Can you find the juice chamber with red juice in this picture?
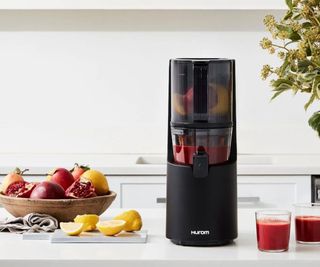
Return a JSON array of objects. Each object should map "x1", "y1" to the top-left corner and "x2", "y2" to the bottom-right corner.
[
  {"x1": 295, "y1": 203, "x2": 320, "y2": 244},
  {"x1": 166, "y1": 58, "x2": 237, "y2": 246},
  {"x1": 172, "y1": 128, "x2": 232, "y2": 165}
]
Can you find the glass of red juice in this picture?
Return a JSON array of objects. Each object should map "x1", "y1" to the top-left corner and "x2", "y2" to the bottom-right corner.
[
  {"x1": 294, "y1": 203, "x2": 320, "y2": 244},
  {"x1": 256, "y1": 210, "x2": 291, "y2": 252}
]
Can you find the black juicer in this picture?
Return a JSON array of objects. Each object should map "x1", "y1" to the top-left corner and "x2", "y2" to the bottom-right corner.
[{"x1": 166, "y1": 58, "x2": 237, "y2": 246}]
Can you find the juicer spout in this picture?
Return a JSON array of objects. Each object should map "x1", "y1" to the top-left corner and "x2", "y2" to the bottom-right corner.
[{"x1": 192, "y1": 150, "x2": 209, "y2": 178}]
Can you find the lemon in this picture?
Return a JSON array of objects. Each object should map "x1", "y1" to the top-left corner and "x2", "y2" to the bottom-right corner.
[
  {"x1": 96, "y1": 220, "x2": 125, "y2": 236},
  {"x1": 60, "y1": 222, "x2": 84, "y2": 236},
  {"x1": 113, "y1": 210, "x2": 142, "y2": 232},
  {"x1": 74, "y1": 214, "x2": 99, "y2": 231},
  {"x1": 209, "y1": 85, "x2": 230, "y2": 114},
  {"x1": 81, "y1": 169, "x2": 109, "y2": 195}
]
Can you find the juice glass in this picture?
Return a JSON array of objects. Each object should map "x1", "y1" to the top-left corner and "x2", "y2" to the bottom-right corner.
[
  {"x1": 294, "y1": 203, "x2": 320, "y2": 244},
  {"x1": 255, "y1": 210, "x2": 291, "y2": 252}
]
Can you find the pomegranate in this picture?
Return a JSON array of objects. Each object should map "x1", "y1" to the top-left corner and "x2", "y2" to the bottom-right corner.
[
  {"x1": 47, "y1": 168, "x2": 74, "y2": 191},
  {"x1": 66, "y1": 178, "x2": 96, "y2": 199},
  {"x1": 1, "y1": 168, "x2": 28, "y2": 193},
  {"x1": 5, "y1": 181, "x2": 37, "y2": 198},
  {"x1": 30, "y1": 181, "x2": 65, "y2": 199},
  {"x1": 70, "y1": 163, "x2": 90, "y2": 180}
]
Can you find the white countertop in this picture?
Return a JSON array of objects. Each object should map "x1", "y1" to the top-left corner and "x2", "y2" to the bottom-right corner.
[
  {"x1": 0, "y1": 153, "x2": 320, "y2": 176},
  {"x1": 0, "y1": 208, "x2": 319, "y2": 267}
]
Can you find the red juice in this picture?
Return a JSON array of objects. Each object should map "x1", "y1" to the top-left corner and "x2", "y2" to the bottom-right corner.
[
  {"x1": 256, "y1": 219, "x2": 290, "y2": 251},
  {"x1": 295, "y1": 216, "x2": 320, "y2": 243},
  {"x1": 173, "y1": 145, "x2": 229, "y2": 165}
]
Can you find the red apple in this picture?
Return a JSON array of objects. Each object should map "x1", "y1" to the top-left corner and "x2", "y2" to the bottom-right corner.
[
  {"x1": 47, "y1": 168, "x2": 74, "y2": 191},
  {"x1": 30, "y1": 181, "x2": 65, "y2": 199}
]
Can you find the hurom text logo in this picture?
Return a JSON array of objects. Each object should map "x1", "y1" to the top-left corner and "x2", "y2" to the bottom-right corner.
[{"x1": 190, "y1": 230, "x2": 210, "y2": 235}]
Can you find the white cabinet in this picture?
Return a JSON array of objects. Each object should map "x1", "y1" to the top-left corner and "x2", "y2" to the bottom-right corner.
[
  {"x1": 121, "y1": 183, "x2": 166, "y2": 208},
  {"x1": 238, "y1": 176, "x2": 311, "y2": 208},
  {"x1": 107, "y1": 176, "x2": 166, "y2": 209}
]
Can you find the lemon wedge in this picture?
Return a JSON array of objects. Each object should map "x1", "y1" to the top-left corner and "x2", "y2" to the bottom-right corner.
[
  {"x1": 113, "y1": 210, "x2": 142, "y2": 232},
  {"x1": 60, "y1": 222, "x2": 84, "y2": 236},
  {"x1": 74, "y1": 214, "x2": 99, "y2": 231},
  {"x1": 96, "y1": 220, "x2": 125, "y2": 236}
]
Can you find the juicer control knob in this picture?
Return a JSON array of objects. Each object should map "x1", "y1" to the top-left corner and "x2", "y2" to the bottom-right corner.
[{"x1": 193, "y1": 151, "x2": 209, "y2": 178}]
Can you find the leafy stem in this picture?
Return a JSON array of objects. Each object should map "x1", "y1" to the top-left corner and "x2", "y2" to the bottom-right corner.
[
  {"x1": 272, "y1": 43, "x2": 290, "y2": 51},
  {"x1": 261, "y1": 0, "x2": 320, "y2": 136},
  {"x1": 284, "y1": 40, "x2": 296, "y2": 47}
]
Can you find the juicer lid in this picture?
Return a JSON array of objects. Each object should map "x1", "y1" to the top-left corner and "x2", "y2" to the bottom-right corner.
[{"x1": 172, "y1": 58, "x2": 235, "y2": 63}]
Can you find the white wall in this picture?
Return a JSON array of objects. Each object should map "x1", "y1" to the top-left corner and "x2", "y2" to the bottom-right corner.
[{"x1": 0, "y1": 10, "x2": 319, "y2": 155}]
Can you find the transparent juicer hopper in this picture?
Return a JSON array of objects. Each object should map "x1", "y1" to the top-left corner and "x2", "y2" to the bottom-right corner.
[{"x1": 170, "y1": 59, "x2": 233, "y2": 165}]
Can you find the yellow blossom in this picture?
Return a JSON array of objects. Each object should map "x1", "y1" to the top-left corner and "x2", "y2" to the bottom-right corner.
[
  {"x1": 261, "y1": 65, "x2": 272, "y2": 80},
  {"x1": 269, "y1": 47, "x2": 276, "y2": 54},
  {"x1": 277, "y1": 31, "x2": 289, "y2": 40},
  {"x1": 287, "y1": 49, "x2": 297, "y2": 61},
  {"x1": 263, "y1": 15, "x2": 276, "y2": 31},
  {"x1": 260, "y1": 37, "x2": 273, "y2": 49},
  {"x1": 296, "y1": 49, "x2": 307, "y2": 59},
  {"x1": 278, "y1": 51, "x2": 286, "y2": 59},
  {"x1": 302, "y1": 5, "x2": 311, "y2": 17},
  {"x1": 291, "y1": 22, "x2": 302, "y2": 32}
]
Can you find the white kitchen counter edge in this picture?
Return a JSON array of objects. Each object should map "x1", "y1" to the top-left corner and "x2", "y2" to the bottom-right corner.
[
  {"x1": 1, "y1": 165, "x2": 320, "y2": 176},
  {"x1": 0, "y1": 154, "x2": 320, "y2": 175}
]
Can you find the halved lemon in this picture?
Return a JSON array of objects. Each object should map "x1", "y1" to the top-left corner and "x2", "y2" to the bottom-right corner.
[
  {"x1": 74, "y1": 214, "x2": 99, "y2": 231},
  {"x1": 113, "y1": 210, "x2": 142, "y2": 232},
  {"x1": 60, "y1": 222, "x2": 84, "y2": 236},
  {"x1": 96, "y1": 220, "x2": 126, "y2": 236}
]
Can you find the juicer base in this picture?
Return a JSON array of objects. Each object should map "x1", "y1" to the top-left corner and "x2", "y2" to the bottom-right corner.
[{"x1": 170, "y1": 239, "x2": 234, "y2": 247}]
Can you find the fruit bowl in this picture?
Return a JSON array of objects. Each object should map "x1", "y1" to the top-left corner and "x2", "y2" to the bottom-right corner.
[{"x1": 0, "y1": 191, "x2": 116, "y2": 222}]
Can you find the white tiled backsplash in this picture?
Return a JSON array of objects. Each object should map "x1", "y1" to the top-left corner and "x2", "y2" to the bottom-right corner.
[{"x1": 0, "y1": 10, "x2": 319, "y2": 155}]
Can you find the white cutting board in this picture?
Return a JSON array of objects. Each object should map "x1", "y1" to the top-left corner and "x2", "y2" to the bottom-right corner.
[{"x1": 50, "y1": 229, "x2": 148, "y2": 243}]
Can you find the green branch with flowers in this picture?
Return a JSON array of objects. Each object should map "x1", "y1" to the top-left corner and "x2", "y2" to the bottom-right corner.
[{"x1": 260, "y1": 0, "x2": 320, "y2": 136}]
